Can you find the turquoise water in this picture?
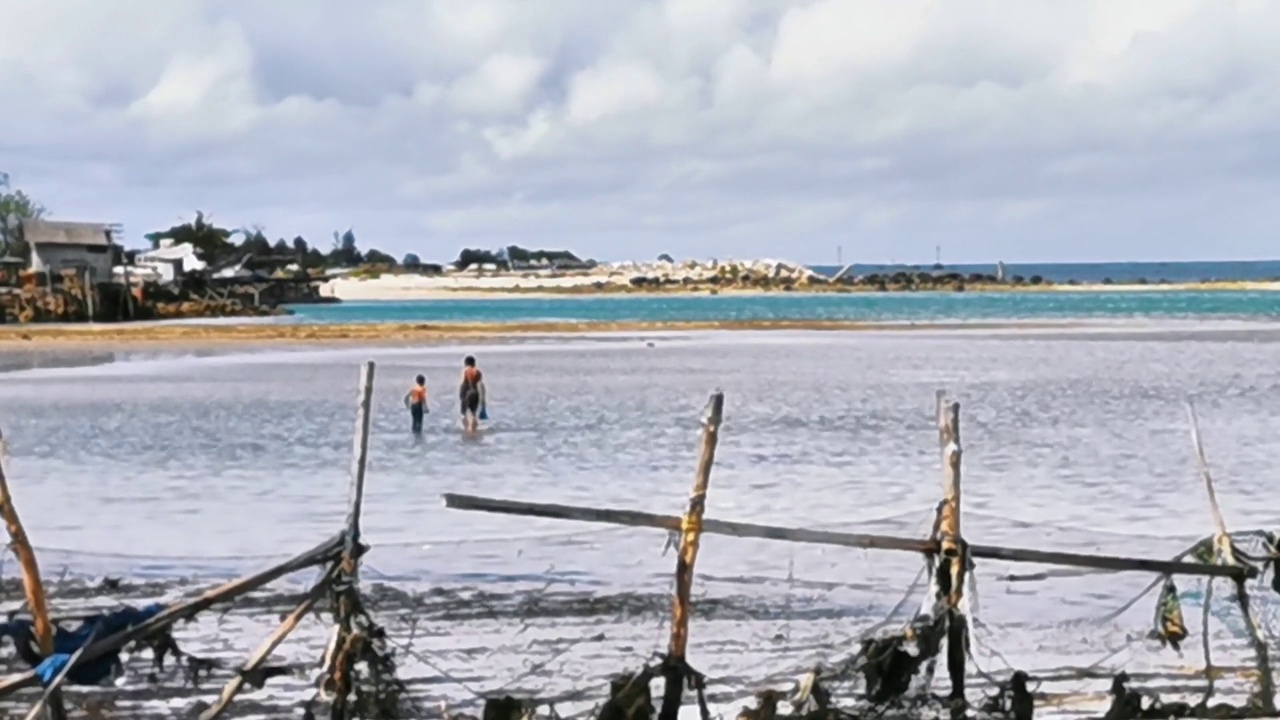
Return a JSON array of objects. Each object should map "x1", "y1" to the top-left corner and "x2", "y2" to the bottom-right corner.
[
  {"x1": 287, "y1": 290, "x2": 1280, "y2": 324},
  {"x1": 811, "y1": 259, "x2": 1280, "y2": 283}
]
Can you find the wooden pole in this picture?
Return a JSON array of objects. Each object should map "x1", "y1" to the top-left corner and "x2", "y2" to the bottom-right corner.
[
  {"x1": 660, "y1": 391, "x2": 724, "y2": 720},
  {"x1": 0, "y1": 533, "x2": 344, "y2": 698},
  {"x1": 84, "y1": 268, "x2": 94, "y2": 322},
  {"x1": 346, "y1": 361, "x2": 375, "y2": 566},
  {"x1": 200, "y1": 565, "x2": 337, "y2": 720},
  {"x1": 937, "y1": 400, "x2": 967, "y2": 716},
  {"x1": 330, "y1": 361, "x2": 376, "y2": 720},
  {"x1": 441, "y1": 493, "x2": 1250, "y2": 580},
  {"x1": 1185, "y1": 402, "x2": 1275, "y2": 712},
  {"x1": 122, "y1": 263, "x2": 134, "y2": 320},
  {"x1": 0, "y1": 430, "x2": 66, "y2": 720},
  {"x1": 22, "y1": 626, "x2": 97, "y2": 720}
]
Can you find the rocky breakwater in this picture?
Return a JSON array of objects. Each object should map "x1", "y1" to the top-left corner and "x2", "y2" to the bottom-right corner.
[
  {"x1": 607, "y1": 261, "x2": 1045, "y2": 293},
  {"x1": 602, "y1": 259, "x2": 823, "y2": 292}
]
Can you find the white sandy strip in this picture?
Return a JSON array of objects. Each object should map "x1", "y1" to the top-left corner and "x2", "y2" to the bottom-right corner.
[
  {"x1": 322, "y1": 273, "x2": 613, "y2": 301},
  {"x1": 321, "y1": 274, "x2": 1280, "y2": 302}
]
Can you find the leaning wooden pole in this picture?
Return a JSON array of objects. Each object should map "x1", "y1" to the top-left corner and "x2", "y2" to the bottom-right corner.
[
  {"x1": 200, "y1": 565, "x2": 338, "y2": 720},
  {"x1": 1186, "y1": 402, "x2": 1275, "y2": 712},
  {"x1": 0, "y1": 430, "x2": 66, "y2": 720},
  {"x1": 329, "y1": 360, "x2": 376, "y2": 720},
  {"x1": 0, "y1": 533, "x2": 344, "y2": 698},
  {"x1": 937, "y1": 400, "x2": 967, "y2": 717},
  {"x1": 659, "y1": 391, "x2": 725, "y2": 720}
]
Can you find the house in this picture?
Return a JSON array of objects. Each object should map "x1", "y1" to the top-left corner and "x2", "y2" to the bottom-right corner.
[
  {"x1": 21, "y1": 220, "x2": 117, "y2": 279},
  {"x1": 133, "y1": 240, "x2": 207, "y2": 283}
]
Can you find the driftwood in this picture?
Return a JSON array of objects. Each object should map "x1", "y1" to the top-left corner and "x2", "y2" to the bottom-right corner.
[
  {"x1": 199, "y1": 565, "x2": 339, "y2": 720},
  {"x1": 659, "y1": 391, "x2": 723, "y2": 720},
  {"x1": 0, "y1": 533, "x2": 344, "y2": 698},
  {"x1": 1186, "y1": 402, "x2": 1276, "y2": 713},
  {"x1": 936, "y1": 399, "x2": 967, "y2": 717},
  {"x1": 1, "y1": 378, "x2": 1276, "y2": 719},
  {"x1": 0, "y1": 430, "x2": 66, "y2": 720},
  {"x1": 438, "y1": 391, "x2": 1280, "y2": 720},
  {"x1": 441, "y1": 494, "x2": 1251, "y2": 580},
  {"x1": 20, "y1": 626, "x2": 96, "y2": 720}
]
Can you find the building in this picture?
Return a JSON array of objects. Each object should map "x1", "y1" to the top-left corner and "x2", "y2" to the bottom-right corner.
[
  {"x1": 21, "y1": 220, "x2": 116, "y2": 279},
  {"x1": 133, "y1": 239, "x2": 207, "y2": 283}
]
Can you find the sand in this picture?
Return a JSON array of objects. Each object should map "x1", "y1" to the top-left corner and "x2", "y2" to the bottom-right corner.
[
  {"x1": 0, "y1": 319, "x2": 1101, "y2": 350},
  {"x1": 321, "y1": 272, "x2": 1280, "y2": 301}
]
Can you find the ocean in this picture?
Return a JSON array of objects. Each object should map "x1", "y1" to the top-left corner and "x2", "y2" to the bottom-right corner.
[
  {"x1": 275, "y1": 259, "x2": 1280, "y2": 325},
  {"x1": 809, "y1": 259, "x2": 1280, "y2": 284},
  {"x1": 283, "y1": 290, "x2": 1280, "y2": 325},
  {"x1": 0, "y1": 328, "x2": 1278, "y2": 716}
]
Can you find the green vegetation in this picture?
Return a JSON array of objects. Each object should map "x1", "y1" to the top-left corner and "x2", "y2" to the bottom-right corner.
[{"x1": 0, "y1": 172, "x2": 48, "y2": 261}]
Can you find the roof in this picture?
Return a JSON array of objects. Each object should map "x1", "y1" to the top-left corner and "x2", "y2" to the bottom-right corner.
[{"x1": 21, "y1": 220, "x2": 113, "y2": 247}]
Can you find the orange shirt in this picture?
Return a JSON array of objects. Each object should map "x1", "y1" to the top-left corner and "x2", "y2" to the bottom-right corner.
[
  {"x1": 462, "y1": 367, "x2": 482, "y2": 386},
  {"x1": 408, "y1": 386, "x2": 427, "y2": 404}
]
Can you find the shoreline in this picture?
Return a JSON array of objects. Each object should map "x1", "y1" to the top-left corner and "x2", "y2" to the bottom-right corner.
[
  {"x1": 0, "y1": 318, "x2": 1101, "y2": 350},
  {"x1": 321, "y1": 276, "x2": 1280, "y2": 301}
]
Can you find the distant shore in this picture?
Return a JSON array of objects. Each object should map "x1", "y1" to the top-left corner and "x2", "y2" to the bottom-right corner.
[
  {"x1": 0, "y1": 318, "x2": 1100, "y2": 350},
  {"x1": 322, "y1": 269, "x2": 1280, "y2": 301}
]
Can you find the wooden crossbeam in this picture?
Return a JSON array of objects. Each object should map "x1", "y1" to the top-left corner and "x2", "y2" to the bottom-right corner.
[{"x1": 441, "y1": 493, "x2": 1254, "y2": 580}]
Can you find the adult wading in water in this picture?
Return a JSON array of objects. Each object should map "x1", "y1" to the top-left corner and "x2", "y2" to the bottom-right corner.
[{"x1": 459, "y1": 355, "x2": 486, "y2": 433}]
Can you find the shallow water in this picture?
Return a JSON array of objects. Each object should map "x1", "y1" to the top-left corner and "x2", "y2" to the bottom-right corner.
[
  {"x1": 284, "y1": 290, "x2": 1280, "y2": 325},
  {"x1": 0, "y1": 327, "x2": 1278, "y2": 717}
]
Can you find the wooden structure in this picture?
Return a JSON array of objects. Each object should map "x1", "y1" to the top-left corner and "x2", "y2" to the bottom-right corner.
[
  {"x1": 0, "y1": 361, "x2": 406, "y2": 720},
  {"x1": 20, "y1": 220, "x2": 117, "y2": 280},
  {"x1": 442, "y1": 389, "x2": 1276, "y2": 720},
  {"x1": 0, "y1": 375, "x2": 1275, "y2": 719}
]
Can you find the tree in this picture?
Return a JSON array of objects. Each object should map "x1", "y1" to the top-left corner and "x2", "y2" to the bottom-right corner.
[
  {"x1": 364, "y1": 248, "x2": 397, "y2": 266},
  {"x1": 327, "y1": 229, "x2": 363, "y2": 267},
  {"x1": 0, "y1": 172, "x2": 49, "y2": 260},
  {"x1": 403, "y1": 253, "x2": 421, "y2": 267},
  {"x1": 144, "y1": 211, "x2": 239, "y2": 264},
  {"x1": 237, "y1": 225, "x2": 273, "y2": 257}
]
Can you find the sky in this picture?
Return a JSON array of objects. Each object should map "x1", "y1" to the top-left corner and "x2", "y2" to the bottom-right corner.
[{"x1": 2, "y1": 0, "x2": 1279, "y2": 265}]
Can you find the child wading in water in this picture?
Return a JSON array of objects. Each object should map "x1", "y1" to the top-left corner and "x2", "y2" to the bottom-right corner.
[
  {"x1": 459, "y1": 355, "x2": 486, "y2": 433},
  {"x1": 404, "y1": 374, "x2": 428, "y2": 434}
]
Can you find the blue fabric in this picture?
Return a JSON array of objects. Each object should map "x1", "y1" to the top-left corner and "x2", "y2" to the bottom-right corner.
[{"x1": 0, "y1": 602, "x2": 166, "y2": 686}]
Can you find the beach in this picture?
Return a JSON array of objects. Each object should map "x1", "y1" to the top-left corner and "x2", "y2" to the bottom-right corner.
[
  {"x1": 0, "y1": 325, "x2": 1278, "y2": 717},
  {"x1": 320, "y1": 265, "x2": 1280, "y2": 301},
  {"x1": 0, "y1": 318, "x2": 1094, "y2": 350},
  {"x1": 0, "y1": 274, "x2": 1277, "y2": 718}
]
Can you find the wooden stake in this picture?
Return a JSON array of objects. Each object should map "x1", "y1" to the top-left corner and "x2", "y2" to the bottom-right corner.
[
  {"x1": 330, "y1": 361, "x2": 376, "y2": 720},
  {"x1": 200, "y1": 565, "x2": 337, "y2": 720},
  {"x1": 441, "y1": 494, "x2": 1249, "y2": 579},
  {"x1": 937, "y1": 400, "x2": 967, "y2": 715},
  {"x1": 1185, "y1": 402, "x2": 1275, "y2": 712},
  {"x1": 22, "y1": 626, "x2": 97, "y2": 720},
  {"x1": 0, "y1": 430, "x2": 66, "y2": 720},
  {"x1": 345, "y1": 360, "x2": 376, "y2": 572},
  {"x1": 660, "y1": 391, "x2": 724, "y2": 720},
  {"x1": 84, "y1": 268, "x2": 94, "y2": 322},
  {"x1": 0, "y1": 534, "x2": 344, "y2": 698}
]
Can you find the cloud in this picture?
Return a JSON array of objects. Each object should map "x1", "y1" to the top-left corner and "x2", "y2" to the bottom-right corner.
[{"x1": 1, "y1": 0, "x2": 1279, "y2": 262}]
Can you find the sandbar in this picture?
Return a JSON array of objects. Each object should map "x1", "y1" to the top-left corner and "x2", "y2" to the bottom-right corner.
[
  {"x1": 0, "y1": 319, "x2": 1101, "y2": 351},
  {"x1": 321, "y1": 273, "x2": 1280, "y2": 301}
]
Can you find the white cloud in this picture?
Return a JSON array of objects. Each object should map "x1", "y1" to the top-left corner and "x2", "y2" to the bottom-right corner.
[
  {"x1": 566, "y1": 62, "x2": 669, "y2": 126},
  {"x1": 448, "y1": 54, "x2": 547, "y2": 117},
  {"x1": 0, "y1": 0, "x2": 1279, "y2": 262}
]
